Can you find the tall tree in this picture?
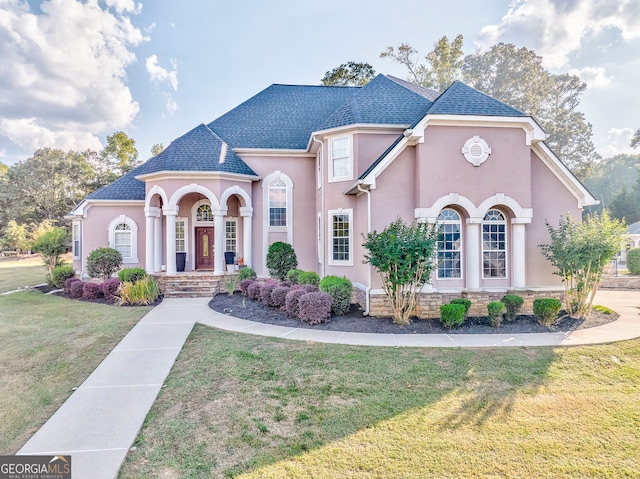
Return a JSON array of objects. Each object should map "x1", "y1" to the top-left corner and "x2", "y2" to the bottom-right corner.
[
  {"x1": 583, "y1": 153, "x2": 640, "y2": 207},
  {"x1": 321, "y1": 62, "x2": 376, "y2": 86},
  {"x1": 151, "y1": 143, "x2": 165, "y2": 157},
  {"x1": 100, "y1": 131, "x2": 139, "y2": 176},
  {"x1": 632, "y1": 129, "x2": 640, "y2": 149}
]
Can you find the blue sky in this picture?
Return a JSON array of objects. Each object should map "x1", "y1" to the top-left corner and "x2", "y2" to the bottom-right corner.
[{"x1": 1, "y1": 0, "x2": 639, "y2": 165}]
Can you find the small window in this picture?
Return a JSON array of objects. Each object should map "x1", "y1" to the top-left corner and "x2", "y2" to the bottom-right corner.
[
  {"x1": 329, "y1": 209, "x2": 353, "y2": 265},
  {"x1": 269, "y1": 179, "x2": 287, "y2": 227},
  {"x1": 175, "y1": 219, "x2": 186, "y2": 253},
  {"x1": 225, "y1": 219, "x2": 237, "y2": 253},
  {"x1": 437, "y1": 209, "x2": 462, "y2": 279},
  {"x1": 72, "y1": 222, "x2": 81, "y2": 259},
  {"x1": 483, "y1": 209, "x2": 506, "y2": 278},
  {"x1": 196, "y1": 204, "x2": 213, "y2": 222},
  {"x1": 330, "y1": 137, "x2": 351, "y2": 181},
  {"x1": 114, "y1": 223, "x2": 132, "y2": 258}
]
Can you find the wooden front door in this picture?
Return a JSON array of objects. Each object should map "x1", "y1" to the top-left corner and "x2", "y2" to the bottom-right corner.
[{"x1": 195, "y1": 227, "x2": 214, "y2": 270}]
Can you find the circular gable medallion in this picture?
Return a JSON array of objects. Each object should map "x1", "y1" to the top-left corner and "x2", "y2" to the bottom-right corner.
[{"x1": 461, "y1": 136, "x2": 491, "y2": 167}]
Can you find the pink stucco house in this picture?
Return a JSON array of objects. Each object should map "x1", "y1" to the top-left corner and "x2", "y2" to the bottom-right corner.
[{"x1": 68, "y1": 75, "x2": 596, "y2": 315}]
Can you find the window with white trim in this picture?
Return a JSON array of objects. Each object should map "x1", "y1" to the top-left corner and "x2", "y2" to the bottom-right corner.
[
  {"x1": 72, "y1": 221, "x2": 81, "y2": 259},
  {"x1": 268, "y1": 179, "x2": 287, "y2": 227},
  {"x1": 225, "y1": 219, "x2": 237, "y2": 253},
  {"x1": 329, "y1": 208, "x2": 353, "y2": 265},
  {"x1": 437, "y1": 209, "x2": 462, "y2": 279},
  {"x1": 482, "y1": 209, "x2": 507, "y2": 278},
  {"x1": 196, "y1": 204, "x2": 213, "y2": 222},
  {"x1": 175, "y1": 219, "x2": 186, "y2": 253},
  {"x1": 114, "y1": 223, "x2": 132, "y2": 258},
  {"x1": 329, "y1": 137, "x2": 351, "y2": 182}
]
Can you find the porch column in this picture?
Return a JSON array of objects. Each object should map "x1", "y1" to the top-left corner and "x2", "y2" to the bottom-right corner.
[
  {"x1": 144, "y1": 207, "x2": 160, "y2": 273},
  {"x1": 164, "y1": 206, "x2": 178, "y2": 275},
  {"x1": 466, "y1": 219, "x2": 481, "y2": 290},
  {"x1": 213, "y1": 206, "x2": 227, "y2": 275},
  {"x1": 512, "y1": 222, "x2": 527, "y2": 289},
  {"x1": 240, "y1": 206, "x2": 253, "y2": 269},
  {"x1": 154, "y1": 215, "x2": 162, "y2": 273}
]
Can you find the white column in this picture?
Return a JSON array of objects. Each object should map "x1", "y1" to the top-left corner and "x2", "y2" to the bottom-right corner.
[
  {"x1": 240, "y1": 206, "x2": 253, "y2": 269},
  {"x1": 466, "y1": 219, "x2": 481, "y2": 290},
  {"x1": 144, "y1": 207, "x2": 161, "y2": 273},
  {"x1": 213, "y1": 206, "x2": 226, "y2": 275},
  {"x1": 164, "y1": 207, "x2": 178, "y2": 276},
  {"x1": 512, "y1": 222, "x2": 527, "y2": 288},
  {"x1": 154, "y1": 216, "x2": 162, "y2": 272}
]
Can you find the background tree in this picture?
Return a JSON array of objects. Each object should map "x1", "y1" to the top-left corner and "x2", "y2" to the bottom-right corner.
[
  {"x1": 151, "y1": 143, "x2": 165, "y2": 157},
  {"x1": 583, "y1": 153, "x2": 640, "y2": 208},
  {"x1": 31, "y1": 226, "x2": 70, "y2": 282},
  {"x1": 100, "y1": 131, "x2": 139, "y2": 179},
  {"x1": 631, "y1": 129, "x2": 640, "y2": 149},
  {"x1": 608, "y1": 185, "x2": 640, "y2": 224},
  {"x1": 1, "y1": 220, "x2": 29, "y2": 252},
  {"x1": 321, "y1": 62, "x2": 376, "y2": 86}
]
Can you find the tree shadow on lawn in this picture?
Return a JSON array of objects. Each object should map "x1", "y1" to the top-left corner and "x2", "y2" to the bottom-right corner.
[{"x1": 122, "y1": 326, "x2": 559, "y2": 478}]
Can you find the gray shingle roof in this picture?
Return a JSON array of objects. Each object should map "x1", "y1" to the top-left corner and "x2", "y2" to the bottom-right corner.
[
  {"x1": 85, "y1": 164, "x2": 147, "y2": 201},
  {"x1": 428, "y1": 81, "x2": 526, "y2": 116}
]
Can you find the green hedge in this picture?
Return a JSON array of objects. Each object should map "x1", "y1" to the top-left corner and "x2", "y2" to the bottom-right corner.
[
  {"x1": 533, "y1": 298, "x2": 562, "y2": 326},
  {"x1": 439, "y1": 303, "x2": 465, "y2": 329},
  {"x1": 627, "y1": 248, "x2": 640, "y2": 275},
  {"x1": 319, "y1": 275, "x2": 352, "y2": 315}
]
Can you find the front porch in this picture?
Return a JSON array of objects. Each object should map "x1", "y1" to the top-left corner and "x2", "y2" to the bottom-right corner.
[{"x1": 155, "y1": 271, "x2": 234, "y2": 298}]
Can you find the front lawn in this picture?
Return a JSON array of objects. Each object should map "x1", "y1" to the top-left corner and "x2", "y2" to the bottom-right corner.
[
  {"x1": 0, "y1": 255, "x2": 48, "y2": 293},
  {"x1": 120, "y1": 326, "x2": 640, "y2": 478},
  {"x1": 0, "y1": 290, "x2": 152, "y2": 453}
]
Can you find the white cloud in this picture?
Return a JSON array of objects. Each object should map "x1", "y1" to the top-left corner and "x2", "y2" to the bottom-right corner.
[
  {"x1": 0, "y1": 0, "x2": 145, "y2": 154},
  {"x1": 165, "y1": 93, "x2": 178, "y2": 115},
  {"x1": 477, "y1": 0, "x2": 640, "y2": 69},
  {"x1": 568, "y1": 66, "x2": 614, "y2": 89},
  {"x1": 600, "y1": 127, "x2": 636, "y2": 158},
  {"x1": 146, "y1": 54, "x2": 178, "y2": 91}
]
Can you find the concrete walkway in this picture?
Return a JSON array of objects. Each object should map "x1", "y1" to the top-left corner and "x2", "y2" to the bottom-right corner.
[{"x1": 17, "y1": 289, "x2": 640, "y2": 478}]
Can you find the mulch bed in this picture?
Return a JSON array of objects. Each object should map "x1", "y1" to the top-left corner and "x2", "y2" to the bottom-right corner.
[
  {"x1": 209, "y1": 291, "x2": 618, "y2": 335},
  {"x1": 34, "y1": 284, "x2": 163, "y2": 307}
]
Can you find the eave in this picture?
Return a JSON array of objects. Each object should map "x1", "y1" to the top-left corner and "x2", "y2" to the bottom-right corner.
[{"x1": 135, "y1": 170, "x2": 260, "y2": 183}]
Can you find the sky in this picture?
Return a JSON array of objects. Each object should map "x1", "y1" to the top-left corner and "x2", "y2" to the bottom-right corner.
[{"x1": 1, "y1": 0, "x2": 639, "y2": 166}]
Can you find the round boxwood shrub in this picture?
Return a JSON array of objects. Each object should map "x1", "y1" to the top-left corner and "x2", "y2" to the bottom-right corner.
[
  {"x1": 86, "y1": 247, "x2": 122, "y2": 279},
  {"x1": 439, "y1": 303, "x2": 465, "y2": 329},
  {"x1": 450, "y1": 298, "x2": 472, "y2": 318},
  {"x1": 487, "y1": 301, "x2": 506, "y2": 328},
  {"x1": 238, "y1": 267, "x2": 257, "y2": 281},
  {"x1": 533, "y1": 298, "x2": 562, "y2": 326},
  {"x1": 627, "y1": 248, "x2": 640, "y2": 275},
  {"x1": 266, "y1": 242, "x2": 298, "y2": 281},
  {"x1": 298, "y1": 292, "x2": 332, "y2": 325},
  {"x1": 299, "y1": 271, "x2": 320, "y2": 286},
  {"x1": 319, "y1": 275, "x2": 352, "y2": 315},
  {"x1": 118, "y1": 267, "x2": 147, "y2": 283},
  {"x1": 51, "y1": 265, "x2": 75, "y2": 288},
  {"x1": 501, "y1": 294, "x2": 524, "y2": 321},
  {"x1": 286, "y1": 269, "x2": 304, "y2": 284}
]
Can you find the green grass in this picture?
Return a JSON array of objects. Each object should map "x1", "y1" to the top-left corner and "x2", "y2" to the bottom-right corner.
[
  {"x1": 120, "y1": 326, "x2": 640, "y2": 478},
  {"x1": 0, "y1": 290, "x2": 152, "y2": 453},
  {"x1": 0, "y1": 255, "x2": 48, "y2": 293}
]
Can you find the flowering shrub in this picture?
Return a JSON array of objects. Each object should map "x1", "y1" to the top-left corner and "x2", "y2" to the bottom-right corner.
[
  {"x1": 102, "y1": 278, "x2": 121, "y2": 299},
  {"x1": 69, "y1": 281, "x2": 85, "y2": 299},
  {"x1": 260, "y1": 281, "x2": 279, "y2": 307},
  {"x1": 82, "y1": 282, "x2": 103, "y2": 300},
  {"x1": 64, "y1": 277, "x2": 82, "y2": 295},
  {"x1": 271, "y1": 286, "x2": 290, "y2": 309},
  {"x1": 239, "y1": 279, "x2": 254, "y2": 296},
  {"x1": 285, "y1": 288, "x2": 307, "y2": 317},
  {"x1": 319, "y1": 275, "x2": 352, "y2": 315},
  {"x1": 298, "y1": 292, "x2": 332, "y2": 325},
  {"x1": 247, "y1": 282, "x2": 262, "y2": 300}
]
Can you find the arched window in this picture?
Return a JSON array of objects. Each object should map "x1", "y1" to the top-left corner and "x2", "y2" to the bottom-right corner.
[
  {"x1": 268, "y1": 179, "x2": 287, "y2": 227},
  {"x1": 482, "y1": 209, "x2": 506, "y2": 278},
  {"x1": 196, "y1": 204, "x2": 213, "y2": 222},
  {"x1": 437, "y1": 208, "x2": 462, "y2": 279},
  {"x1": 108, "y1": 216, "x2": 138, "y2": 264},
  {"x1": 114, "y1": 223, "x2": 132, "y2": 258}
]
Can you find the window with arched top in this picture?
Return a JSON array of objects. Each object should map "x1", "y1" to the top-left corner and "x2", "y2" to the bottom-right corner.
[
  {"x1": 196, "y1": 204, "x2": 213, "y2": 222},
  {"x1": 108, "y1": 216, "x2": 138, "y2": 263},
  {"x1": 437, "y1": 208, "x2": 462, "y2": 279},
  {"x1": 114, "y1": 223, "x2": 132, "y2": 258},
  {"x1": 482, "y1": 209, "x2": 507, "y2": 278},
  {"x1": 268, "y1": 179, "x2": 287, "y2": 227}
]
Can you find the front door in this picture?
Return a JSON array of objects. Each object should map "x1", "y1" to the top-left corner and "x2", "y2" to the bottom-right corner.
[{"x1": 195, "y1": 227, "x2": 214, "y2": 270}]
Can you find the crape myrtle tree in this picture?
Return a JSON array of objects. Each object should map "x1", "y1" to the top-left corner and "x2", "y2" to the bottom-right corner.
[
  {"x1": 362, "y1": 218, "x2": 438, "y2": 325},
  {"x1": 539, "y1": 211, "x2": 626, "y2": 319}
]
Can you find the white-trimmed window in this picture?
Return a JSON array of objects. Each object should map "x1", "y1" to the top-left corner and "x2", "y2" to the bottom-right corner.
[
  {"x1": 108, "y1": 216, "x2": 139, "y2": 264},
  {"x1": 268, "y1": 179, "x2": 287, "y2": 227},
  {"x1": 175, "y1": 218, "x2": 187, "y2": 253},
  {"x1": 72, "y1": 221, "x2": 81, "y2": 259},
  {"x1": 225, "y1": 219, "x2": 237, "y2": 253},
  {"x1": 437, "y1": 208, "x2": 462, "y2": 279},
  {"x1": 329, "y1": 208, "x2": 353, "y2": 265},
  {"x1": 482, "y1": 209, "x2": 507, "y2": 278},
  {"x1": 196, "y1": 204, "x2": 214, "y2": 222},
  {"x1": 329, "y1": 136, "x2": 351, "y2": 182}
]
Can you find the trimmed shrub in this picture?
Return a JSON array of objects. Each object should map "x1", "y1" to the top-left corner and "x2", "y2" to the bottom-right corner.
[
  {"x1": 260, "y1": 281, "x2": 279, "y2": 307},
  {"x1": 303, "y1": 284, "x2": 319, "y2": 293},
  {"x1": 82, "y1": 282, "x2": 103, "y2": 300},
  {"x1": 500, "y1": 294, "x2": 523, "y2": 321},
  {"x1": 86, "y1": 247, "x2": 122, "y2": 279},
  {"x1": 627, "y1": 248, "x2": 640, "y2": 275},
  {"x1": 450, "y1": 298, "x2": 472, "y2": 318},
  {"x1": 271, "y1": 286, "x2": 290, "y2": 309},
  {"x1": 238, "y1": 267, "x2": 257, "y2": 281},
  {"x1": 319, "y1": 275, "x2": 352, "y2": 316},
  {"x1": 439, "y1": 303, "x2": 465, "y2": 329},
  {"x1": 299, "y1": 271, "x2": 320, "y2": 286},
  {"x1": 247, "y1": 282, "x2": 263, "y2": 300},
  {"x1": 101, "y1": 278, "x2": 121, "y2": 299},
  {"x1": 69, "y1": 281, "x2": 85, "y2": 299},
  {"x1": 533, "y1": 298, "x2": 562, "y2": 326},
  {"x1": 285, "y1": 288, "x2": 307, "y2": 318},
  {"x1": 118, "y1": 267, "x2": 147, "y2": 283},
  {"x1": 51, "y1": 265, "x2": 75, "y2": 288},
  {"x1": 298, "y1": 292, "x2": 332, "y2": 325},
  {"x1": 286, "y1": 269, "x2": 304, "y2": 284},
  {"x1": 266, "y1": 242, "x2": 298, "y2": 280},
  {"x1": 117, "y1": 277, "x2": 161, "y2": 306},
  {"x1": 487, "y1": 301, "x2": 506, "y2": 328},
  {"x1": 64, "y1": 277, "x2": 82, "y2": 295},
  {"x1": 239, "y1": 279, "x2": 255, "y2": 296}
]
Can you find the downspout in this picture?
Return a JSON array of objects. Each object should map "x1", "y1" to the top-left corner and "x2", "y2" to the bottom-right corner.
[
  {"x1": 357, "y1": 182, "x2": 372, "y2": 315},
  {"x1": 312, "y1": 136, "x2": 325, "y2": 278}
]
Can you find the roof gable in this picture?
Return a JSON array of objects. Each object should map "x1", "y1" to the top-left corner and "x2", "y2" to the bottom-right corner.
[{"x1": 427, "y1": 81, "x2": 526, "y2": 117}]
